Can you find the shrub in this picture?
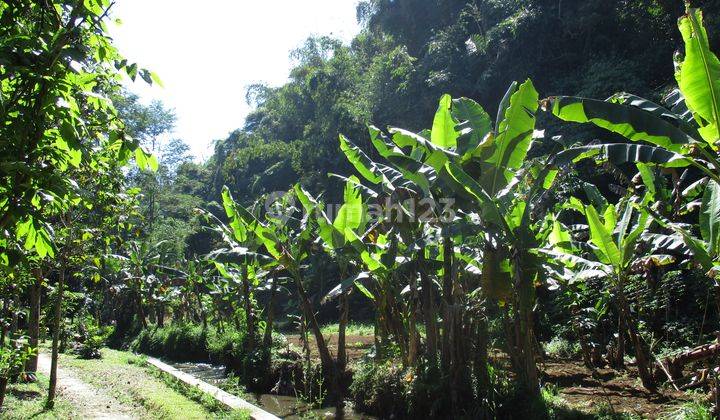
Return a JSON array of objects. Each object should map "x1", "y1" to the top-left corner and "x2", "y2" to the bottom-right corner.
[
  {"x1": 544, "y1": 337, "x2": 578, "y2": 359},
  {"x1": 349, "y1": 361, "x2": 411, "y2": 418},
  {"x1": 131, "y1": 324, "x2": 208, "y2": 361}
]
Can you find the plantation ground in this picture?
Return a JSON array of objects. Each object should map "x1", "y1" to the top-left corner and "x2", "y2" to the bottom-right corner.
[{"x1": 286, "y1": 327, "x2": 705, "y2": 419}]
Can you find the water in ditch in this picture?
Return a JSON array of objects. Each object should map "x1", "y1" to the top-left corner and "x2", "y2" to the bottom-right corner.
[{"x1": 168, "y1": 361, "x2": 373, "y2": 419}]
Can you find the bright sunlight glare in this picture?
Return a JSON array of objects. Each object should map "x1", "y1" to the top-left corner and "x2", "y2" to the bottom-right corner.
[{"x1": 110, "y1": 0, "x2": 361, "y2": 161}]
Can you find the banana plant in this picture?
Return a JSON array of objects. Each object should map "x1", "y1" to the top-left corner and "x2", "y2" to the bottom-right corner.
[
  {"x1": 294, "y1": 176, "x2": 371, "y2": 371},
  {"x1": 546, "y1": 7, "x2": 720, "y2": 212},
  {"x1": 340, "y1": 79, "x2": 556, "y2": 397},
  {"x1": 109, "y1": 240, "x2": 168, "y2": 329},
  {"x1": 544, "y1": 196, "x2": 663, "y2": 390},
  {"x1": 438, "y1": 80, "x2": 553, "y2": 396},
  {"x1": 214, "y1": 186, "x2": 344, "y2": 404}
]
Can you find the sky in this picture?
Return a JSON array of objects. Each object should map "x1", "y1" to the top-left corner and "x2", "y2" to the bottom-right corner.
[{"x1": 110, "y1": 0, "x2": 361, "y2": 161}]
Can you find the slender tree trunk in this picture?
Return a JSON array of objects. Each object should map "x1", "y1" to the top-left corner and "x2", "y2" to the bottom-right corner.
[
  {"x1": 135, "y1": 280, "x2": 147, "y2": 329},
  {"x1": 473, "y1": 312, "x2": 490, "y2": 402},
  {"x1": 9, "y1": 291, "x2": 18, "y2": 338},
  {"x1": 441, "y1": 235, "x2": 454, "y2": 371},
  {"x1": 513, "y1": 255, "x2": 540, "y2": 397},
  {"x1": 408, "y1": 269, "x2": 419, "y2": 367},
  {"x1": 616, "y1": 285, "x2": 655, "y2": 391},
  {"x1": 195, "y1": 289, "x2": 206, "y2": 331},
  {"x1": 290, "y1": 268, "x2": 340, "y2": 406},
  {"x1": 419, "y1": 252, "x2": 439, "y2": 363},
  {"x1": 337, "y1": 291, "x2": 349, "y2": 372},
  {"x1": 0, "y1": 298, "x2": 7, "y2": 348},
  {"x1": 263, "y1": 283, "x2": 277, "y2": 348},
  {"x1": 614, "y1": 309, "x2": 626, "y2": 369},
  {"x1": 0, "y1": 377, "x2": 7, "y2": 411},
  {"x1": 571, "y1": 306, "x2": 594, "y2": 370},
  {"x1": 156, "y1": 304, "x2": 165, "y2": 328},
  {"x1": 26, "y1": 273, "x2": 41, "y2": 373},
  {"x1": 242, "y1": 265, "x2": 255, "y2": 354},
  {"x1": 46, "y1": 268, "x2": 65, "y2": 408}
]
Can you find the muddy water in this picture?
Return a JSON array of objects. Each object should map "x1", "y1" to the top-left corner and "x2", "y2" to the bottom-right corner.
[{"x1": 168, "y1": 361, "x2": 372, "y2": 419}]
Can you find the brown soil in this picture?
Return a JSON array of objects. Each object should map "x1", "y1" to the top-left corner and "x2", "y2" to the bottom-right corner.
[
  {"x1": 288, "y1": 334, "x2": 694, "y2": 417},
  {"x1": 285, "y1": 334, "x2": 375, "y2": 362},
  {"x1": 541, "y1": 359, "x2": 690, "y2": 418}
]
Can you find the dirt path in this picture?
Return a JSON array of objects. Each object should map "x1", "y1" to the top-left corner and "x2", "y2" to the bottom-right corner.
[{"x1": 37, "y1": 353, "x2": 138, "y2": 419}]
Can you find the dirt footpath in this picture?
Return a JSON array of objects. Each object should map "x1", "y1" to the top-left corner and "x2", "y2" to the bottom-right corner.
[{"x1": 37, "y1": 353, "x2": 138, "y2": 419}]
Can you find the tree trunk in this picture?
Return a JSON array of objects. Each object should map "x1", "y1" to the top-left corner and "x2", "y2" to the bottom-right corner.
[
  {"x1": 157, "y1": 303, "x2": 165, "y2": 328},
  {"x1": 263, "y1": 282, "x2": 277, "y2": 349},
  {"x1": 46, "y1": 268, "x2": 65, "y2": 408},
  {"x1": 26, "y1": 274, "x2": 41, "y2": 373},
  {"x1": 419, "y1": 253, "x2": 438, "y2": 364},
  {"x1": 290, "y1": 268, "x2": 340, "y2": 405},
  {"x1": 242, "y1": 266, "x2": 255, "y2": 355},
  {"x1": 0, "y1": 377, "x2": 7, "y2": 411},
  {"x1": 441, "y1": 236, "x2": 453, "y2": 369},
  {"x1": 337, "y1": 292, "x2": 349, "y2": 372},
  {"x1": 613, "y1": 308, "x2": 626, "y2": 369},
  {"x1": 135, "y1": 281, "x2": 147, "y2": 329},
  {"x1": 473, "y1": 313, "x2": 490, "y2": 402},
  {"x1": 407, "y1": 269, "x2": 419, "y2": 367},
  {"x1": 513, "y1": 255, "x2": 540, "y2": 397},
  {"x1": 616, "y1": 287, "x2": 655, "y2": 391},
  {"x1": 0, "y1": 298, "x2": 7, "y2": 348}
]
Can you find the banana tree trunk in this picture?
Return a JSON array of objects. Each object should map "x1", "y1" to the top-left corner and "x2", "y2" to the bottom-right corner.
[
  {"x1": 263, "y1": 282, "x2": 277, "y2": 348},
  {"x1": 135, "y1": 280, "x2": 147, "y2": 329},
  {"x1": 419, "y1": 253, "x2": 439, "y2": 364},
  {"x1": 616, "y1": 284, "x2": 655, "y2": 390},
  {"x1": 242, "y1": 266, "x2": 255, "y2": 354},
  {"x1": 441, "y1": 235, "x2": 453, "y2": 371},
  {"x1": 473, "y1": 313, "x2": 490, "y2": 401},
  {"x1": 407, "y1": 270, "x2": 419, "y2": 367},
  {"x1": 337, "y1": 291, "x2": 349, "y2": 372},
  {"x1": 513, "y1": 256, "x2": 539, "y2": 397},
  {"x1": 290, "y1": 268, "x2": 339, "y2": 403},
  {"x1": 47, "y1": 268, "x2": 65, "y2": 408}
]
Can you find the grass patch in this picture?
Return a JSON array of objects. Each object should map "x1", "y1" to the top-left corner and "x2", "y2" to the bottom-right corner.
[
  {"x1": 660, "y1": 399, "x2": 713, "y2": 420},
  {"x1": 0, "y1": 373, "x2": 76, "y2": 419},
  {"x1": 58, "y1": 348, "x2": 248, "y2": 419},
  {"x1": 319, "y1": 322, "x2": 375, "y2": 337}
]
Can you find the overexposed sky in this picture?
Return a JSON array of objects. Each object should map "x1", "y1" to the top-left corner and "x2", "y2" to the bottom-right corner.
[{"x1": 110, "y1": 1, "x2": 361, "y2": 161}]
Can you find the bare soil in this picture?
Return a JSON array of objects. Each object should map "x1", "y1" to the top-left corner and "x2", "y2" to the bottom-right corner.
[{"x1": 543, "y1": 360, "x2": 690, "y2": 418}]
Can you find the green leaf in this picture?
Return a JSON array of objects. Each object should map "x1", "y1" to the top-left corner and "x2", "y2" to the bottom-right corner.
[
  {"x1": 339, "y1": 134, "x2": 382, "y2": 184},
  {"x1": 552, "y1": 144, "x2": 691, "y2": 168},
  {"x1": 487, "y1": 79, "x2": 539, "y2": 175},
  {"x1": 431, "y1": 94, "x2": 458, "y2": 149},
  {"x1": 333, "y1": 176, "x2": 365, "y2": 240},
  {"x1": 677, "y1": 8, "x2": 720, "y2": 145},
  {"x1": 452, "y1": 97, "x2": 492, "y2": 154},
  {"x1": 586, "y1": 205, "x2": 622, "y2": 268},
  {"x1": 700, "y1": 179, "x2": 720, "y2": 254},
  {"x1": 221, "y1": 187, "x2": 248, "y2": 242},
  {"x1": 444, "y1": 162, "x2": 508, "y2": 234},
  {"x1": 548, "y1": 96, "x2": 692, "y2": 152}
]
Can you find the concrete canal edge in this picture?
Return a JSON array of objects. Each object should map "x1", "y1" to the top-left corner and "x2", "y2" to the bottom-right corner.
[{"x1": 146, "y1": 357, "x2": 280, "y2": 420}]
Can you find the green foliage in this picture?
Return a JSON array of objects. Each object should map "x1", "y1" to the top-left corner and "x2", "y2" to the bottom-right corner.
[
  {"x1": 0, "y1": 339, "x2": 35, "y2": 378},
  {"x1": 543, "y1": 337, "x2": 578, "y2": 359},
  {"x1": 0, "y1": 0, "x2": 156, "y2": 262},
  {"x1": 132, "y1": 324, "x2": 209, "y2": 362}
]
